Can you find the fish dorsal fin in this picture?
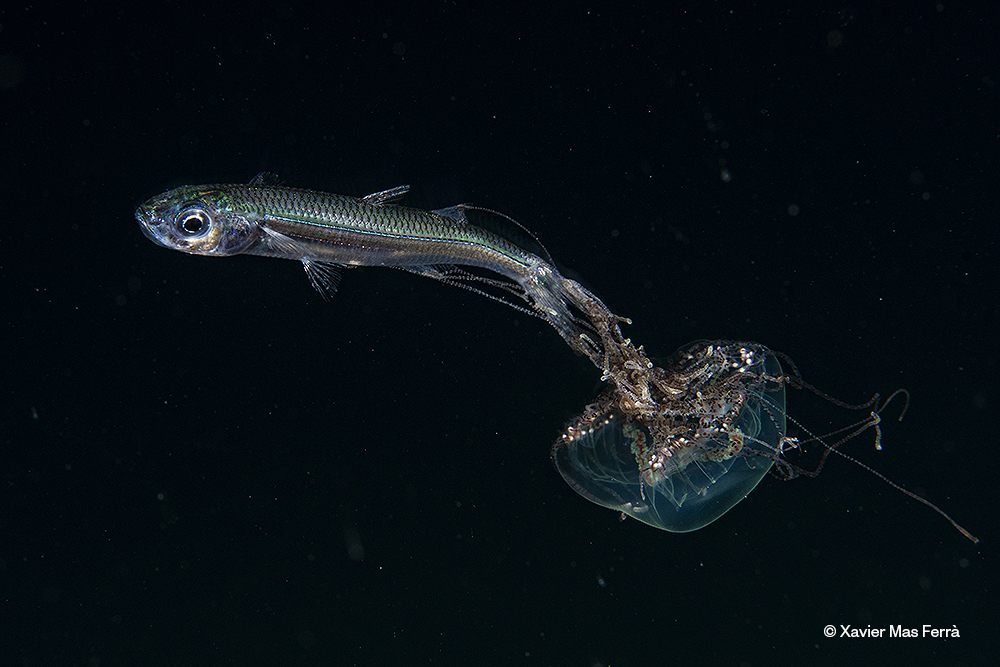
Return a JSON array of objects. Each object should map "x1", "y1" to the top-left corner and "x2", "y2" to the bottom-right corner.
[
  {"x1": 432, "y1": 204, "x2": 470, "y2": 223},
  {"x1": 249, "y1": 172, "x2": 282, "y2": 186},
  {"x1": 363, "y1": 185, "x2": 410, "y2": 205}
]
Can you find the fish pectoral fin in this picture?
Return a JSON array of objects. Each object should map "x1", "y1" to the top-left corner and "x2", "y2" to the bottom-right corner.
[
  {"x1": 259, "y1": 227, "x2": 343, "y2": 299},
  {"x1": 362, "y1": 185, "x2": 410, "y2": 205},
  {"x1": 261, "y1": 227, "x2": 309, "y2": 257},
  {"x1": 302, "y1": 259, "x2": 343, "y2": 300}
]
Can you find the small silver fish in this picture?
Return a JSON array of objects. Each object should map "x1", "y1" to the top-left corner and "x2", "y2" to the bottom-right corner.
[{"x1": 136, "y1": 172, "x2": 540, "y2": 297}]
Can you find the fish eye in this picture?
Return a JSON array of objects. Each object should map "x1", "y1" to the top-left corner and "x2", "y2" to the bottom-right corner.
[{"x1": 175, "y1": 207, "x2": 211, "y2": 236}]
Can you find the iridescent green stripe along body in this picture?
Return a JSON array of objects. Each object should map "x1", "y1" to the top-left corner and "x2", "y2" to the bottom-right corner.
[{"x1": 136, "y1": 173, "x2": 608, "y2": 358}]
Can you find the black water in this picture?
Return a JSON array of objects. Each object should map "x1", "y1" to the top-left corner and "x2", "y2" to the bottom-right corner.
[{"x1": 2, "y1": 4, "x2": 993, "y2": 665}]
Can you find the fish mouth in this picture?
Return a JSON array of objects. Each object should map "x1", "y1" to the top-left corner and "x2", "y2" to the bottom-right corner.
[{"x1": 135, "y1": 204, "x2": 169, "y2": 248}]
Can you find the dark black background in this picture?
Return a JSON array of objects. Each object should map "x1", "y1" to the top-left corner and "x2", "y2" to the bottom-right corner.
[{"x1": 2, "y1": 2, "x2": 995, "y2": 666}]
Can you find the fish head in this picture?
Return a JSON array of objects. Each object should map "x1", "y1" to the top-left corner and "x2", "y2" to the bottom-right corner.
[{"x1": 136, "y1": 185, "x2": 258, "y2": 256}]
